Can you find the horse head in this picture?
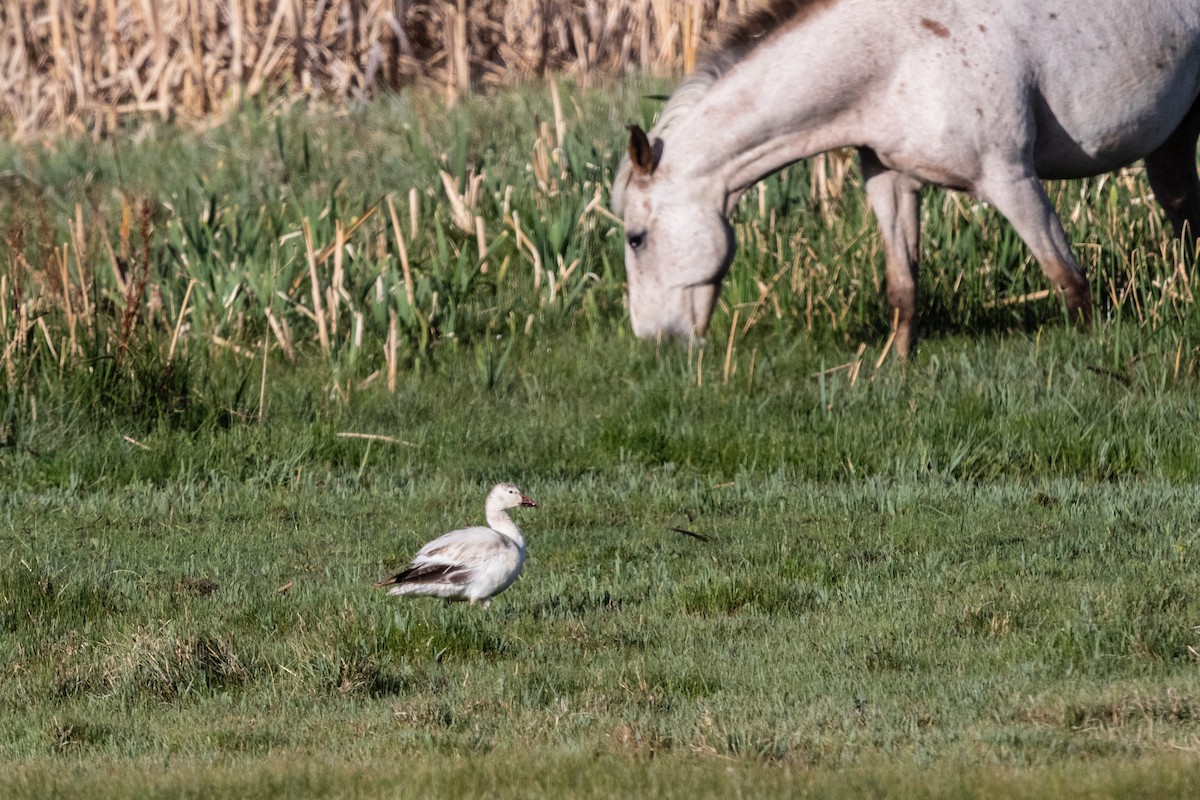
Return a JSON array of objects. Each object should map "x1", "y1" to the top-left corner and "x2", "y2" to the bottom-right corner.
[{"x1": 612, "y1": 124, "x2": 735, "y2": 341}]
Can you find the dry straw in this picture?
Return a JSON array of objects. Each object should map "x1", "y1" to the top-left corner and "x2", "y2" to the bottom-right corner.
[{"x1": 2, "y1": 0, "x2": 756, "y2": 138}]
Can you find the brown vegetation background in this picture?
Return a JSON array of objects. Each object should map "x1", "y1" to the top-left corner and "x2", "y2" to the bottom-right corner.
[{"x1": 1, "y1": 0, "x2": 756, "y2": 137}]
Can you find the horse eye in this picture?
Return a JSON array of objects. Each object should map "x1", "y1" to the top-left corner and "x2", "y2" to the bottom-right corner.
[{"x1": 627, "y1": 231, "x2": 646, "y2": 251}]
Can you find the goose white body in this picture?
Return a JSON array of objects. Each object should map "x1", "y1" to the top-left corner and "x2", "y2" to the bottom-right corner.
[{"x1": 376, "y1": 483, "x2": 538, "y2": 609}]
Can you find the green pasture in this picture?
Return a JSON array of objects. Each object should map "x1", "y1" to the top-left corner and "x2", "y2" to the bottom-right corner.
[{"x1": 2, "y1": 80, "x2": 1200, "y2": 797}]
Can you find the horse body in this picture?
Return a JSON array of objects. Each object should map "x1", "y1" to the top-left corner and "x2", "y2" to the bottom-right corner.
[{"x1": 613, "y1": 0, "x2": 1200, "y2": 355}]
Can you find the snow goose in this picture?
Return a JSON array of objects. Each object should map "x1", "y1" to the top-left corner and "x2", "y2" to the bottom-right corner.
[{"x1": 375, "y1": 483, "x2": 538, "y2": 609}]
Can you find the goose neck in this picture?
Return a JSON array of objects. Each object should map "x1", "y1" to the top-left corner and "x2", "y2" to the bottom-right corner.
[{"x1": 486, "y1": 507, "x2": 525, "y2": 546}]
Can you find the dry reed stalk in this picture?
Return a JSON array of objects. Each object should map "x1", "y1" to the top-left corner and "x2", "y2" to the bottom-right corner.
[
  {"x1": 55, "y1": 244, "x2": 77, "y2": 360},
  {"x1": 550, "y1": 77, "x2": 565, "y2": 150},
  {"x1": 167, "y1": 278, "x2": 197, "y2": 364},
  {"x1": 301, "y1": 218, "x2": 331, "y2": 357},
  {"x1": 873, "y1": 308, "x2": 900, "y2": 369},
  {"x1": 312, "y1": 205, "x2": 377, "y2": 264},
  {"x1": 583, "y1": 186, "x2": 622, "y2": 224},
  {"x1": 265, "y1": 307, "x2": 297, "y2": 364},
  {"x1": 508, "y1": 210, "x2": 543, "y2": 291},
  {"x1": 36, "y1": 316, "x2": 59, "y2": 363},
  {"x1": 330, "y1": 220, "x2": 345, "y2": 338},
  {"x1": 447, "y1": 0, "x2": 471, "y2": 104},
  {"x1": 385, "y1": 309, "x2": 398, "y2": 393},
  {"x1": 5, "y1": 1, "x2": 751, "y2": 138},
  {"x1": 722, "y1": 308, "x2": 738, "y2": 384},
  {"x1": 532, "y1": 128, "x2": 554, "y2": 194},
  {"x1": 69, "y1": 204, "x2": 91, "y2": 321},
  {"x1": 352, "y1": 310, "x2": 364, "y2": 350},
  {"x1": 475, "y1": 216, "x2": 489, "y2": 272},
  {"x1": 408, "y1": 188, "x2": 419, "y2": 240},
  {"x1": 848, "y1": 342, "x2": 866, "y2": 385},
  {"x1": 258, "y1": 331, "x2": 269, "y2": 421},
  {"x1": 386, "y1": 195, "x2": 415, "y2": 307},
  {"x1": 440, "y1": 169, "x2": 482, "y2": 233},
  {"x1": 808, "y1": 360, "x2": 856, "y2": 379}
]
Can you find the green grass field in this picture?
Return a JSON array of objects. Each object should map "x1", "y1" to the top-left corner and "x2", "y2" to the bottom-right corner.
[{"x1": 3, "y1": 80, "x2": 1200, "y2": 797}]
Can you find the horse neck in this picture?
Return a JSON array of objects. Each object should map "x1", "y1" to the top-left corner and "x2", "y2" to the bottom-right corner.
[{"x1": 664, "y1": 8, "x2": 873, "y2": 208}]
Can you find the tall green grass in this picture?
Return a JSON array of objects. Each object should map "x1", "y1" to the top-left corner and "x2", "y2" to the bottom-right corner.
[{"x1": 2, "y1": 77, "x2": 1199, "y2": 434}]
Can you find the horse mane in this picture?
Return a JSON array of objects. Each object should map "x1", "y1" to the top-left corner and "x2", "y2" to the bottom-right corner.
[
  {"x1": 648, "y1": 0, "x2": 835, "y2": 140},
  {"x1": 654, "y1": 0, "x2": 831, "y2": 135},
  {"x1": 613, "y1": 0, "x2": 828, "y2": 213}
]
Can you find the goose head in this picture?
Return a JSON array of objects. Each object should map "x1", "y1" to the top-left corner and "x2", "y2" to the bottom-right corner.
[{"x1": 487, "y1": 482, "x2": 538, "y2": 511}]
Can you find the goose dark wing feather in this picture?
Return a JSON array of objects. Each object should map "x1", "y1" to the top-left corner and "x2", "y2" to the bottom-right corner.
[{"x1": 375, "y1": 562, "x2": 472, "y2": 588}]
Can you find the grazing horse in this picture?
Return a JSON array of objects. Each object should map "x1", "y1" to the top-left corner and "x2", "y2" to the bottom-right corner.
[{"x1": 611, "y1": 0, "x2": 1200, "y2": 357}]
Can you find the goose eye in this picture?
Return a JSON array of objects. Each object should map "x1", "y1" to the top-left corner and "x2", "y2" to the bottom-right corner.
[{"x1": 627, "y1": 231, "x2": 646, "y2": 251}]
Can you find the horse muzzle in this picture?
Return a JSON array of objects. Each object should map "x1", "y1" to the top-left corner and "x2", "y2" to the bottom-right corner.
[{"x1": 629, "y1": 282, "x2": 720, "y2": 341}]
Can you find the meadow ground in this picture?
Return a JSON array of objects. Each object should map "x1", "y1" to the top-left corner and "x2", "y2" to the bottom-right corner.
[{"x1": 3, "y1": 80, "x2": 1200, "y2": 797}]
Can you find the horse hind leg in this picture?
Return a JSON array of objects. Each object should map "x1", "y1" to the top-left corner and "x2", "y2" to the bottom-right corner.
[
  {"x1": 1144, "y1": 98, "x2": 1200, "y2": 257},
  {"x1": 861, "y1": 148, "x2": 923, "y2": 359},
  {"x1": 975, "y1": 167, "x2": 1092, "y2": 326}
]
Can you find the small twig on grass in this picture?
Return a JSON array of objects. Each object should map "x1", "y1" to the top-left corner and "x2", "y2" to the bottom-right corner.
[
  {"x1": 874, "y1": 307, "x2": 900, "y2": 369},
  {"x1": 1086, "y1": 364, "x2": 1132, "y2": 386},
  {"x1": 849, "y1": 342, "x2": 867, "y2": 385},
  {"x1": 809, "y1": 361, "x2": 857, "y2": 379},
  {"x1": 313, "y1": 204, "x2": 377, "y2": 265},
  {"x1": 668, "y1": 526, "x2": 711, "y2": 543},
  {"x1": 980, "y1": 288, "x2": 1052, "y2": 309},
  {"x1": 210, "y1": 335, "x2": 256, "y2": 359},
  {"x1": 335, "y1": 432, "x2": 418, "y2": 447}
]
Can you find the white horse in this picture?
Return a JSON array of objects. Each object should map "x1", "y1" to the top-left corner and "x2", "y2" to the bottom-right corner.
[{"x1": 611, "y1": 0, "x2": 1200, "y2": 357}]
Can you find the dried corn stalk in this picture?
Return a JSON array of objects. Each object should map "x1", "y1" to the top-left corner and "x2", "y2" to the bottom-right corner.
[{"x1": 1, "y1": 0, "x2": 748, "y2": 137}]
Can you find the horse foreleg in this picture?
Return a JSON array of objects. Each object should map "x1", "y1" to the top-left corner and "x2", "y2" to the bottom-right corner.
[
  {"x1": 861, "y1": 149, "x2": 923, "y2": 359},
  {"x1": 1145, "y1": 98, "x2": 1200, "y2": 258},
  {"x1": 975, "y1": 169, "x2": 1092, "y2": 326}
]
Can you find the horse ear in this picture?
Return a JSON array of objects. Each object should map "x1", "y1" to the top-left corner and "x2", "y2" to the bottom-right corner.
[{"x1": 627, "y1": 124, "x2": 661, "y2": 176}]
